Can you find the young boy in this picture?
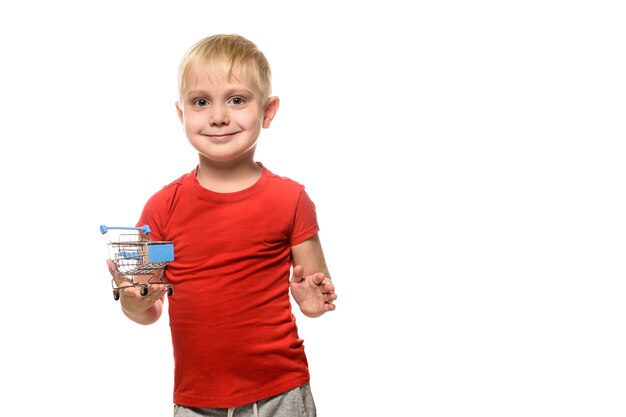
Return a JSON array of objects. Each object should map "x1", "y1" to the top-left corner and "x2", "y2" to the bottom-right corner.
[{"x1": 107, "y1": 34, "x2": 336, "y2": 416}]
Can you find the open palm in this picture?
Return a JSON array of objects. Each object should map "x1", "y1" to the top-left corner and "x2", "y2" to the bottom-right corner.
[{"x1": 290, "y1": 265, "x2": 337, "y2": 318}]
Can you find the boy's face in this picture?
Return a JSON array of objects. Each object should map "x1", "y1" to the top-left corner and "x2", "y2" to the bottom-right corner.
[{"x1": 176, "y1": 67, "x2": 278, "y2": 166}]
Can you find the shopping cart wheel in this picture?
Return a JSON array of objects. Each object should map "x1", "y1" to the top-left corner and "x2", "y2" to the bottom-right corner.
[
  {"x1": 167, "y1": 286, "x2": 174, "y2": 296},
  {"x1": 140, "y1": 285, "x2": 149, "y2": 296},
  {"x1": 113, "y1": 289, "x2": 120, "y2": 301}
]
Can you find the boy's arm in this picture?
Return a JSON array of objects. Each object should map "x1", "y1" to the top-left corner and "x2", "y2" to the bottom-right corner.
[
  {"x1": 107, "y1": 259, "x2": 167, "y2": 325},
  {"x1": 290, "y1": 234, "x2": 337, "y2": 318}
]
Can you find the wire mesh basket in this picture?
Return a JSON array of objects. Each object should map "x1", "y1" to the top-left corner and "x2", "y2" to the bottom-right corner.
[{"x1": 100, "y1": 225, "x2": 174, "y2": 300}]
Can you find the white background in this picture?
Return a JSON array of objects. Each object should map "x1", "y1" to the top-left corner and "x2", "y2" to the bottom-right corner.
[{"x1": 1, "y1": 1, "x2": 625, "y2": 416}]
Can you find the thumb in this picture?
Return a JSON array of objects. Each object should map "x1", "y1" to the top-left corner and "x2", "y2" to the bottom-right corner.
[
  {"x1": 291, "y1": 265, "x2": 305, "y2": 283},
  {"x1": 107, "y1": 259, "x2": 131, "y2": 287}
]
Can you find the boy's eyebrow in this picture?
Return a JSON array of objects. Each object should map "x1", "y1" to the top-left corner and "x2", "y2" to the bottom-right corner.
[{"x1": 184, "y1": 88, "x2": 255, "y2": 97}]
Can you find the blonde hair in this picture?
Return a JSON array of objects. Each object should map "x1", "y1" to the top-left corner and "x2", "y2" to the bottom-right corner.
[{"x1": 178, "y1": 34, "x2": 272, "y2": 101}]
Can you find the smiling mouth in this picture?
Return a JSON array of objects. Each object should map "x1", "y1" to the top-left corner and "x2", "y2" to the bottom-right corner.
[{"x1": 205, "y1": 132, "x2": 238, "y2": 140}]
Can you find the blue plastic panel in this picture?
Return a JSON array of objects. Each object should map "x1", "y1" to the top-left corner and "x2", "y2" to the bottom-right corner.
[{"x1": 147, "y1": 242, "x2": 174, "y2": 263}]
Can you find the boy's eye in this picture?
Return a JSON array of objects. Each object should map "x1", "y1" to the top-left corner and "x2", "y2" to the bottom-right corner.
[
  {"x1": 194, "y1": 98, "x2": 209, "y2": 107},
  {"x1": 229, "y1": 96, "x2": 246, "y2": 105}
]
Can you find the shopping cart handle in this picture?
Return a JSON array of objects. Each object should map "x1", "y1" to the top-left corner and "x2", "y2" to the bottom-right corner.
[{"x1": 100, "y1": 225, "x2": 151, "y2": 235}]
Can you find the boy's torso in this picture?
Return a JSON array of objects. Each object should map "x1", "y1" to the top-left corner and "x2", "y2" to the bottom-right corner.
[{"x1": 139, "y1": 165, "x2": 317, "y2": 407}]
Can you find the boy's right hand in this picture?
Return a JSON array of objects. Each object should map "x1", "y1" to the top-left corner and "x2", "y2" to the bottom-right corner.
[{"x1": 106, "y1": 259, "x2": 166, "y2": 324}]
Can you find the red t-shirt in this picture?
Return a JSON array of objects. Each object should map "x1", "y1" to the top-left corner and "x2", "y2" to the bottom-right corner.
[{"x1": 137, "y1": 163, "x2": 318, "y2": 408}]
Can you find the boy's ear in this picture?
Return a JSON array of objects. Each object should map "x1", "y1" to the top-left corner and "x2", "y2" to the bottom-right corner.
[
  {"x1": 175, "y1": 101, "x2": 184, "y2": 124},
  {"x1": 262, "y1": 96, "x2": 280, "y2": 129}
]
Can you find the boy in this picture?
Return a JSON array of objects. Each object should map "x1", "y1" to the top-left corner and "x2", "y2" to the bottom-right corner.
[{"x1": 107, "y1": 34, "x2": 336, "y2": 417}]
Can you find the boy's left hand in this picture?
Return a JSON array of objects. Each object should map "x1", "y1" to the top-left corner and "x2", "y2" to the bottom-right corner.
[{"x1": 290, "y1": 265, "x2": 337, "y2": 318}]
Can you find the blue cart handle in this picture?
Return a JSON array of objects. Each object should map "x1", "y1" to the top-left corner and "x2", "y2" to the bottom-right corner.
[{"x1": 100, "y1": 225, "x2": 151, "y2": 235}]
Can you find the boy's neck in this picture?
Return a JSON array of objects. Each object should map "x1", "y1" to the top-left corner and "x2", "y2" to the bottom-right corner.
[{"x1": 195, "y1": 159, "x2": 263, "y2": 193}]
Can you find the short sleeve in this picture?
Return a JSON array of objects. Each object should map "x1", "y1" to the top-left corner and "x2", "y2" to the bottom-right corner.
[
  {"x1": 289, "y1": 187, "x2": 319, "y2": 246},
  {"x1": 134, "y1": 173, "x2": 187, "y2": 242},
  {"x1": 136, "y1": 196, "x2": 163, "y2": 242}
]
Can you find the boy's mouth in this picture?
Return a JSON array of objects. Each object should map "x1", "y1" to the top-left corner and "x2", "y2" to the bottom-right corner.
[{"x1": 205, "y1": 131, "x2": 239, "y2": 141}]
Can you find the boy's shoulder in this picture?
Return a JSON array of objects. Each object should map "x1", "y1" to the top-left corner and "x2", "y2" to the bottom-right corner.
[
  {"x1": 262, "y1": 164, "x2": 305, "y2": 191},
  {"x1": 145, "y1": 169, "x2": 194, "y2": 205},
  {"x1": 163, "y1": 170, "x2": 193, "y2": 190},
  {"x1": 160, "y1": 170, "x2": 192, "y2": 192}
]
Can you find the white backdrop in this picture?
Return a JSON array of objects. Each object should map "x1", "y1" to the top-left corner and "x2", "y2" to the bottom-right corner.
[{"x1": 1, "y1": 1, "x2": 625, "y2": 416}]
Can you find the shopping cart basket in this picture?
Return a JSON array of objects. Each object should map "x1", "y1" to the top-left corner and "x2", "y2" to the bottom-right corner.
[{"x1": 100, "y1": 225, "x2": 174, "y2": 300}]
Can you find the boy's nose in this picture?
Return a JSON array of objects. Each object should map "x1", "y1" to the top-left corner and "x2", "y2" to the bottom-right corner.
[{"x1": 209, "y1": 105, "x2": 229, "y2": 126}]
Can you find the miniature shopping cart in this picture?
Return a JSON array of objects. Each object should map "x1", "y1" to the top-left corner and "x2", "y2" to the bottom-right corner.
[{"x1": 100, "y1": 225, "x2": 174, "y2": 301}]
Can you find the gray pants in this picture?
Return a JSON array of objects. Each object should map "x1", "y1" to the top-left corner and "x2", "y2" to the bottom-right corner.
[{"x1": 173, "y1": 383, "x2": 316, "y2": 417}]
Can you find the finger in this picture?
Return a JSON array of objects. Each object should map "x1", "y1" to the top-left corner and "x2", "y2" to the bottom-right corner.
[
  {"x1": 107, "y1": 259, "x2": 132, "y2": 287},
  {"x1": 318, "y1": 276, "x2": 334, "y2": 294},
  {"x1": 291, "y1": 265, "x2": 305, "y2": 283},
  {"x1": 119, "y1": 283, "x2": 166, "y2": 301},
  {"x1": 309, "y1": 272, "x2": 327, "y2": 285},
  {"x1": 106, "y1": 259, "x2": 118, "y2": 275},
  {"x1": 145, "y1": 284, "x2": 168, "y2": 300},
  {"x1": 324, "y1": 292, "x2": 337, "y2": 302},
  {"x1": 107, "y1": 259, "x2": 126, "y2": 281}
]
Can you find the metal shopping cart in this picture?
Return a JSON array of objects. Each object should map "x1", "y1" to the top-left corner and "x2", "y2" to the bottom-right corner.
[{"x1": 100, "y1": 225, "x2": 174, "y2": 301}]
